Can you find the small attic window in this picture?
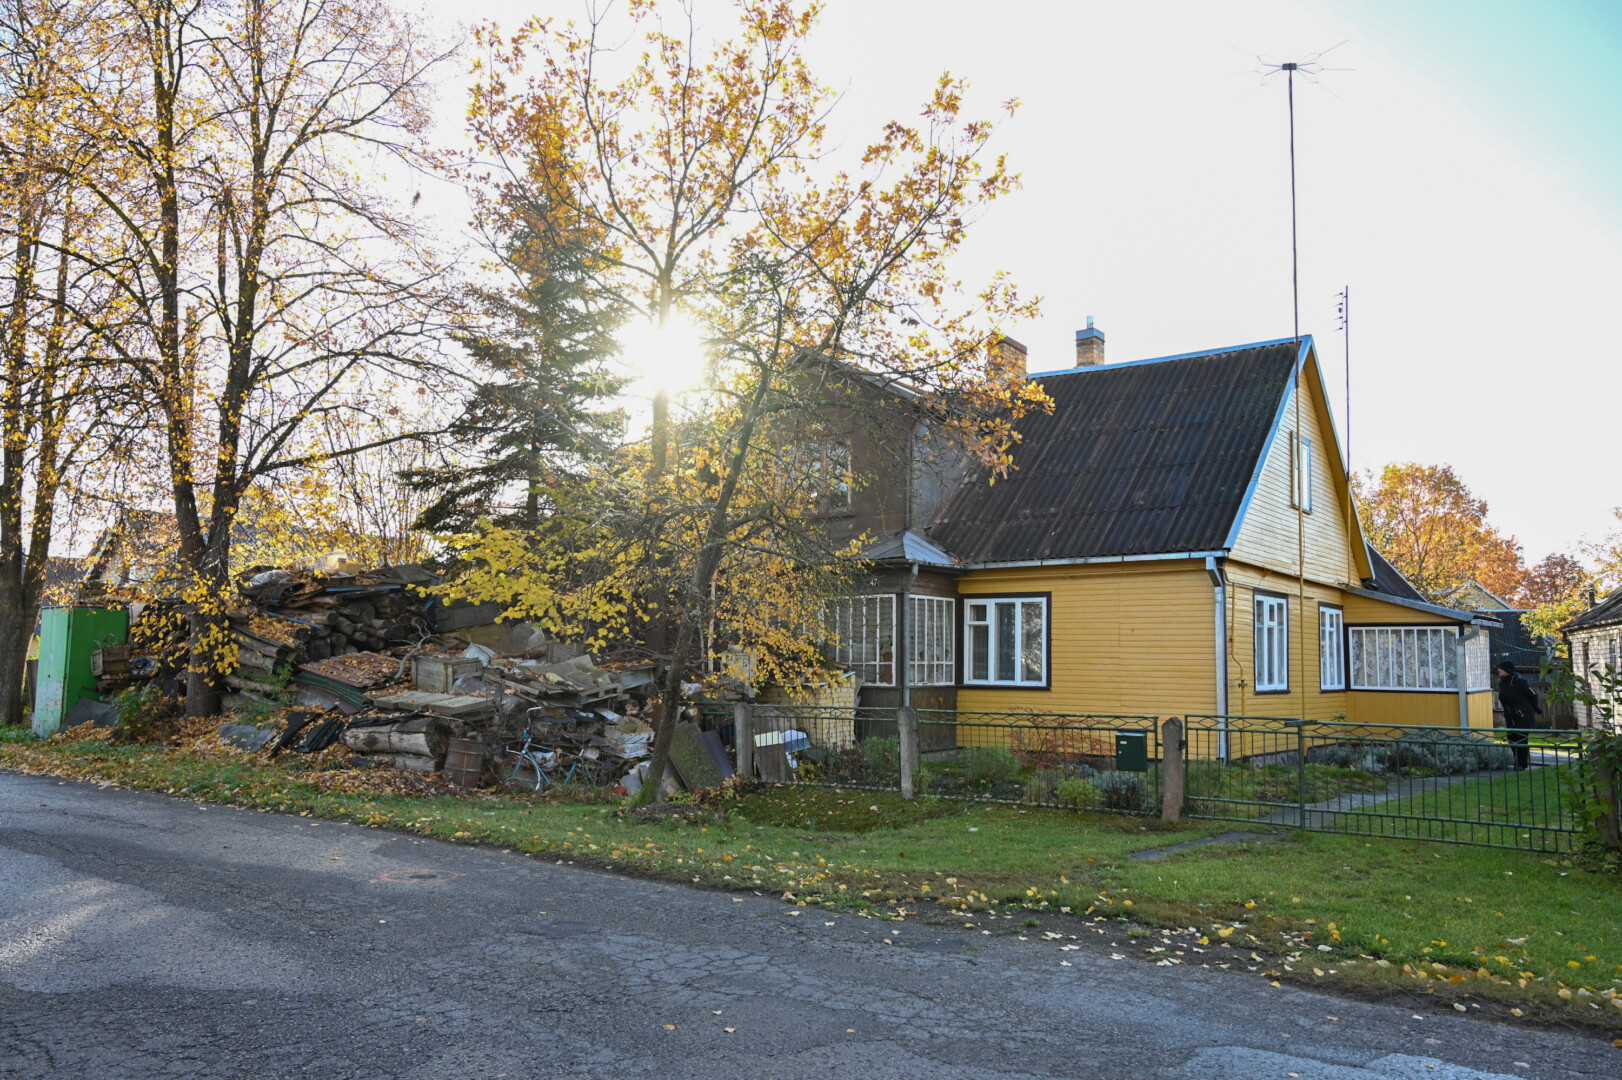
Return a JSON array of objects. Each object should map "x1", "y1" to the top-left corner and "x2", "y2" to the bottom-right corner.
[{"x1": 1290, "y1": 433, "x2": 1313, "y2": 513}]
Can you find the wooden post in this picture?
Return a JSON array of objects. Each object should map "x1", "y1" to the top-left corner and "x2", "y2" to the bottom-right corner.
[
  {"x1": 898, "y1": 706, "x2": 919, "y2": 799},
  {"x1": 734, "y1": 702, "x2": 754, "y2": 781},
  {"x1": 1161, "y1": 717, "x2": 1185, "y2": 823}
]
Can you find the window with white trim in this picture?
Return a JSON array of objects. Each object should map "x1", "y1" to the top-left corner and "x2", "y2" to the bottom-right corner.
[
  {"x1": 1319, "y1": 606, "x2": 1345, "y2": 690},
  {"x1": 908, "y1": 595, "x2": 955, "y2": 687},
  {"x1": 831, "y1": 594, "x2": 895, "y2": 686},
  {"x1": 964, "y1": 597, "x2": 1046, "y2": 686},
  {"x1": 1290, "y1": 432, "x2": 1313, "y2": 512},
  {"x1": 1254, "y1": 594, "x2": 1288, "y2": 692},
  {"x1": 1348, "y1": 626, "x2": 1460, "y2": 691}
]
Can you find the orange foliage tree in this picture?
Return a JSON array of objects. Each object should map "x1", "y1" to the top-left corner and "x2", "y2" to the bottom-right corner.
[{"x1": 1354, "y1": 462, "x2": 1526, "y2": 604}]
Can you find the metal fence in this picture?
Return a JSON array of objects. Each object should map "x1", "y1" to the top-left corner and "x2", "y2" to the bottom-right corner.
[
  {"x1": 698, "y1": 703, "x2": 1162, "y2": 813},
  {"x1": 1180, "y1": 715, "x2": 1583, "y2": 853}
]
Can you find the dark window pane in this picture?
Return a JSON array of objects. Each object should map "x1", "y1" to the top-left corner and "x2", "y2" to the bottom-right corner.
[{"x1": 971, "y1": 625, "x2": 989, "y2": 681}]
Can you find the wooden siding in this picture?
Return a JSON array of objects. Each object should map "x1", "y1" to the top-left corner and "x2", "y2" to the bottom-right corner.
[
  {"x1": 1223, "y1": 560, "x2": 1349, "y2": 722},
  {"x1": 956, "y1": 561, "x2": 1217, "y2": 718},
  {"x1": 1340, "y1": 592, "x2": 1454, "y2": 625},
  {"x1": 1229, "y1": 368, "x2": 1360, "y2": 588},
  {"x1": 1344, "y1": 690, "x2": 1490, "y2": 729}
]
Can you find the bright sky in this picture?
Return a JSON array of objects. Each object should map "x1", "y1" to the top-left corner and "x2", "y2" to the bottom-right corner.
[{"x1": 438, "y1": 0, "x2": 1622, "y2": 564}]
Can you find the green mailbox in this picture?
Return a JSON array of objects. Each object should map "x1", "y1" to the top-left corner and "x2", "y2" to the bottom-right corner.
[
  {"x1": 33, "y1": 606, "x2": 128, "y2": 738},
  {"x1": 1114, "y1": 730, "x2": 1148, "y2": 773}
]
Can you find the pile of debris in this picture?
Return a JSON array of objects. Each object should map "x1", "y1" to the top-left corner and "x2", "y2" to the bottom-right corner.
[{"x1": 218, "y1": 561, "x2": 668, "y2": 786}]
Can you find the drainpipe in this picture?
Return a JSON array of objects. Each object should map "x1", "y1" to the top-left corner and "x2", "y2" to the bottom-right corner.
[
  {"x1": 1205, "y1": 556, "x2": 1230, "y2": 762},
  {"x1": 1457, "y1": 624, "x2": 1481, "y2": 730}
]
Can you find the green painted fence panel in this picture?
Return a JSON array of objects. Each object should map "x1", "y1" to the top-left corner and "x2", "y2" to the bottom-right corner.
[{"x1": 32, "y1": 606, "x2": 127, "y2": 737}]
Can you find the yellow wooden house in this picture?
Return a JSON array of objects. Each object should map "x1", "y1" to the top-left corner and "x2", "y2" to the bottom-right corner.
[{"x1": 890, "y1": 333, "x2": 1499, "y2": 732}]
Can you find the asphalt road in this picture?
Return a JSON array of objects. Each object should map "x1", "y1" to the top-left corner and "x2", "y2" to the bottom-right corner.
[{"x1": 0, "y1": 771, "x2": 1615, "y2": 1079}]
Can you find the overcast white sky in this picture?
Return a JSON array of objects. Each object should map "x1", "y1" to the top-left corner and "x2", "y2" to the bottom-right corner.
[{"x1": 435, "y1": 0, "x2": 1622, "y2": 564}]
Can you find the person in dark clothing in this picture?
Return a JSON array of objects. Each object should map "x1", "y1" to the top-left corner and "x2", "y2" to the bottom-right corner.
[{"x1": 1496, "y1": 660, "x2": 1541, "y2": 770}]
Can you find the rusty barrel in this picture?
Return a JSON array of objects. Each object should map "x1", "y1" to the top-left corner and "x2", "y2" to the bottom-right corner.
[{"x1": 444, "y1": 738, "x2": 486, "y2": 791}]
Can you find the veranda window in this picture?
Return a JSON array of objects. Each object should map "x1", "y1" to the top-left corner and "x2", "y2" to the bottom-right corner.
[
  {"x1": 1348, "y1": 626, "x2": 1460, "y2": 691},
  {"x1": 830, "y1": 594, "x2": 895, "y2": 686},
  {"x1": 908, "y1": 595, "x2": 955, "y2": 686}
]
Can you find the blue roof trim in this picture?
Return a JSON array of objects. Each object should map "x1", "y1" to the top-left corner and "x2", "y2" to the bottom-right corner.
[
  {"x1": 1222, "y1": 336, "x2": 1315, "y2": 550},
  {"x1": 1025, "y1": 335, "x2": 1301, "y2": 381}
]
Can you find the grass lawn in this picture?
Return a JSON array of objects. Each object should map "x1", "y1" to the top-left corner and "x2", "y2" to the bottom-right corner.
[{"x1": 3, "y1": 720, "x2": 1620, "y2": 1030}]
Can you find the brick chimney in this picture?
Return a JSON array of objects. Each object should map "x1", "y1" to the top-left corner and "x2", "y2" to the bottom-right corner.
[
  {"x1": 993, "y1": 334, "x2": 1027, "y2": 379},
  {"x1": 1074, "y1": 316, "x2": 1105, "y2": 367}
]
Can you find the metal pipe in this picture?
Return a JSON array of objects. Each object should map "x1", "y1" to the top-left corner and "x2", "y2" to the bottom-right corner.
[{"x1": 1206, "y1": 556, "x2": 1230, "y2": 761}]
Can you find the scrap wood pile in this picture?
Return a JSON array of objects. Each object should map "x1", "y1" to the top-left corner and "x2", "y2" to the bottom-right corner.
[{"x1": 102, "y1": 556, "x2": 759, "y2": 794}]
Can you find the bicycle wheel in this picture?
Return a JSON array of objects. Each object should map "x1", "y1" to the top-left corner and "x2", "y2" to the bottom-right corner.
[{"x1": 504, "y1": 751, "x2": 545, "y2": 791}]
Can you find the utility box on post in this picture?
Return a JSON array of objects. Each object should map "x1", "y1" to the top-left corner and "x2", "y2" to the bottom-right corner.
[
  {"x1": 1114, "y1": 730, "x2": 1148, "y2": 773},
  {"x1": 33, "y1": 606, "x2": 128, "y2": 738}
]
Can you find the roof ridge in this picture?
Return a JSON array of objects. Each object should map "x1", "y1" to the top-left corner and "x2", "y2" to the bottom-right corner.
[{"x1": 1025, "y1": 335, "x2": 1305, "y2": 380}]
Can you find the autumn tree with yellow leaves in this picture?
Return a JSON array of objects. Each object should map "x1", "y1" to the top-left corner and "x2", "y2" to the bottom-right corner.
[
  {"x1": 55, "y1": 0, "x2": 462, "y2": 715},
  {"x1": 452, "y1": 1, "x2": 1045, "y2": 796},
  {"x1": 0, "y1": 0, "x2": 140, "y2": 725}
]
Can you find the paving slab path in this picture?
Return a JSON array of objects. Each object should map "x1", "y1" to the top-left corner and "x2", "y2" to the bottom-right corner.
[{"x1": 0, "y1": 771, "x2": 1614, "y2": 1079}]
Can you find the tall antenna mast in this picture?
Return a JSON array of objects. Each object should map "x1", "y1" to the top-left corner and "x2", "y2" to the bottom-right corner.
[
  {"x1": 1336, "y1": 286, "x2": 1350, "y2": 471},
  {"x1": 1257, "y1": 46, "x2": 1342, "y2": 725}
]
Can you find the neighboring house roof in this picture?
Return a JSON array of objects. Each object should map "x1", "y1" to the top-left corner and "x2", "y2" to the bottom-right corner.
[
  {"x1": 40, "y1": 556, "x2": 86, "y2": 602},
  {"x1": 1489, "y1": 611, "x2": 1549, "y2": 669},
  {"x1": 1436, "y1": 579, "x2": 1519, "y2": 612},
  {"x1": 928, "y1": 338, "x2": 1302, "y2": 565},
  {"x1": 1563, "y1": 587, "x2": 1622, "y2": 634}
]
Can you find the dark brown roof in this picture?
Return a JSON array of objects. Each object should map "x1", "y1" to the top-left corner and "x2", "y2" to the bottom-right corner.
[
  {"x1": 1563, "y1": 588, "x2": 1622, "y2": 634},
  {"x1": 927, "y1": 339, "x2": 1300, "y2": 563}
]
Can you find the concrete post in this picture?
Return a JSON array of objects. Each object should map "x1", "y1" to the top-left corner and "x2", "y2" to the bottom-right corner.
[
  {"x1": 1161, "y1": 717, "x2": 1185, "y2": 823},
  {"x1": 898, "y1": 706, "x2": 920, "y2": 799},
  {"x1": 734, "y1": 702, "x2": 754, "y2": 781},
  {"x1": 1593, "y1": 755, "x2": 1621, "y2": 854}
]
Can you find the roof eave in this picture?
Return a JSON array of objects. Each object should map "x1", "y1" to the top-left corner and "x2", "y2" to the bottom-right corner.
[{"x1": 958, "y1": 549, "x2": 1228, "y2": 572}]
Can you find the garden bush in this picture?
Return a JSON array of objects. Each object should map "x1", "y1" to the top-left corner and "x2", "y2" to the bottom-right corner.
[
  {"x1": 1053, "y1": 776, "x2": 1095, "y2": 809},
  {"x1": 863, "y1": 736, "x2": 900, "y2": 779},
  {"x1": 963, "y1": 745, "x2": 1020, "y2": 787},
  {"x1": 1093, "y1": 770, "x2": 1151, "y2": 812}
]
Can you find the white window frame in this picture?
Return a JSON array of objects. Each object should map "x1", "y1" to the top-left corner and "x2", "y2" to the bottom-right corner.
[
  {"x1": 963, "y1": 597, "x2": 1047, "y2": 687},
  {"x1": 1319, "y1": 605, "x2": 1345, "y2": 691},
  {"x1": 1348, "y1": 625, "x2": 1461, "y2": 692},
  {"x1": 1291, "y1": 432, "x2": 1313, "y2": 513},
  {"x1": 1254, "y1": 594, "x2": 1289, "y2": 693},
  {"x1": 831, "y1": 594, "x2": 895, "y2": 686},
  {"x1": 908, "y1": 595, "x2": 955, "y2": 687}
]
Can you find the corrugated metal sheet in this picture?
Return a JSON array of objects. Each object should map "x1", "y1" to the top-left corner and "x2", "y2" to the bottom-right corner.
[
  {"x1": 928, "y1": 342, "x2": 1298, "y2": 563},
  {"x1": 1564, "y1": 587, "x2": 1622, "y2": 633}
]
